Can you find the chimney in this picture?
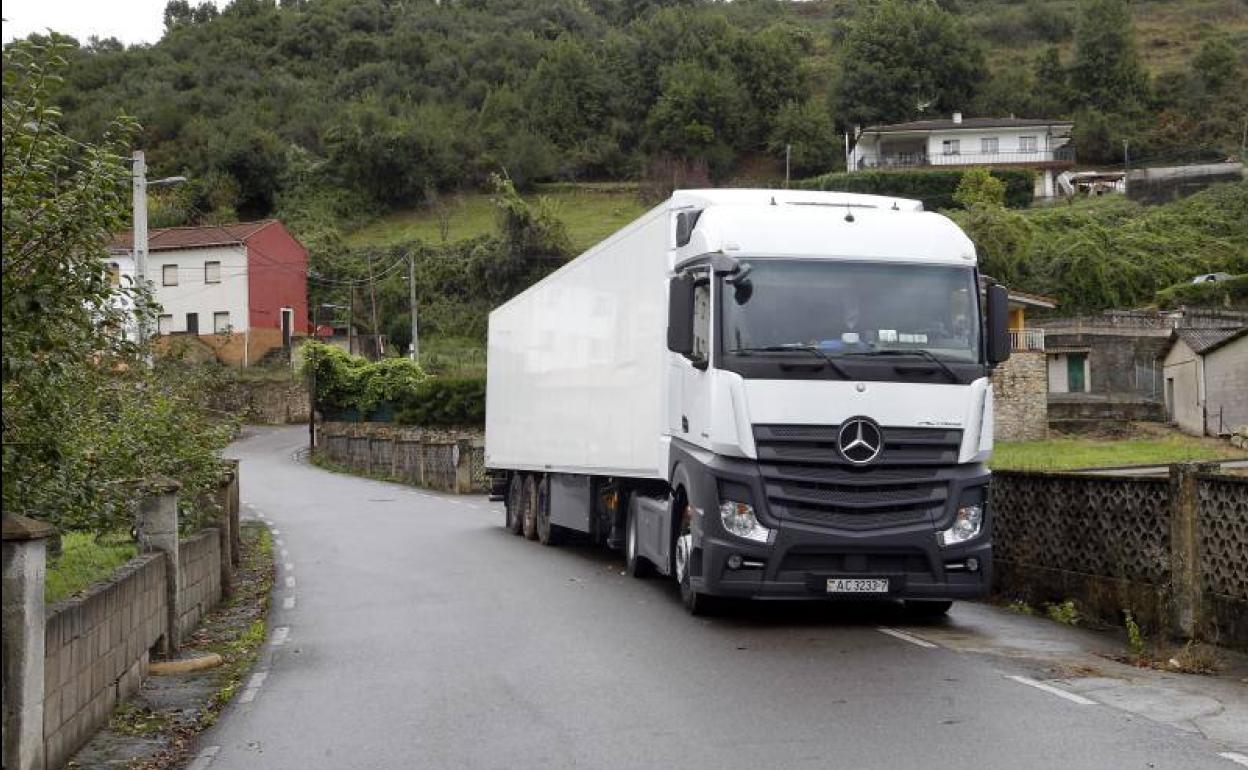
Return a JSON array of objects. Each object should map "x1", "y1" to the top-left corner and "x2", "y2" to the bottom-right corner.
[{"x1": 952, "y1": 111, "x2": 963, "y2": 125}]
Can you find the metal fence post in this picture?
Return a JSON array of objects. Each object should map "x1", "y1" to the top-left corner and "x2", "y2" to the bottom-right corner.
[
  {"x1": 137, "y1": 477, "x2": 182, "y2": 656},
  {"x1": 2, "y1": 514, "x2": 55, "y2": 770}
]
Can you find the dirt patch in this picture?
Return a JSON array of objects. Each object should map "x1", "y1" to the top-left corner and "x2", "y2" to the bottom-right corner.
[{"x1": 67, "y1": 522, "x2": 274, "y2": 770}]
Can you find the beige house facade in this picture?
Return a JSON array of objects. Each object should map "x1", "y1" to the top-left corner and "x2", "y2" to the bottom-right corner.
[{"x1": 1162, "y1": 328, "x2": 1248, "y2": 436}]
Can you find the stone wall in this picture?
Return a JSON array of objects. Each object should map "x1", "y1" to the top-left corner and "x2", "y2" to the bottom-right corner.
[
  {"x1": 42, "y1": 554, "x2": 167, "y2": 770},
  {"x1": 991, "y1": 466, "x2": 1248, "y2": 650},
  {"x1": 176, "y1": 531, "x2": 223, "y2": 641},
  {"x1": 319, "y1": 422, "x2": 486, "y2": 494},
  {"x1": 991, "y1": 351, "x2": 1048, "y2": 441}
]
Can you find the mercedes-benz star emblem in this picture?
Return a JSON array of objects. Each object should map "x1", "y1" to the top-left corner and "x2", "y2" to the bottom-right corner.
[{"x1": 837, "y1": 417, "x2": 883, "y2": 465}]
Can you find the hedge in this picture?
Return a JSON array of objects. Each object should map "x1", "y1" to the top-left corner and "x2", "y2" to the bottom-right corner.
[
  {"x1": 394, "y1": 376, "x2": 486, "y2": 427},
  {"x1": 793, "y1": 168, "x2": 1035, "y2": 210}
]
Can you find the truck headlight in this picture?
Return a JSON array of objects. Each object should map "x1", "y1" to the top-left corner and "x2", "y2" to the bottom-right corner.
[
  {"x1": 719, "y1": 501, "x2": 770, "y2": 543},
  {"x1": 938, "y1": 504, "x2": 983, "y2": 547}
]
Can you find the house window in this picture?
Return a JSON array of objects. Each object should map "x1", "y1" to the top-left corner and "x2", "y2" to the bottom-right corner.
[
  {"x1": 157, "y1": 314, "x2": 174, "y2": 335},
  {"x1": 162, "y1": 264, "x2": 178, "y2": 286},
  {"x1": 942, "y1": 139, "x2": 961, "y2": 156},
  {"x1": 204, "y1": 261, "x2": 222, "y2": 284},
  {"x1": 1019, "y1": 136, "x2": 1038, "y2": 153},
  {"x1": 213, "y1": 311, "x2": 231, "y2": 334},
  {"x1": 186, "y1": 312, "x2": 199, "y2": 335},
  {"x1": 981, "y1": 137, "x2": 999, "y2": 154}
]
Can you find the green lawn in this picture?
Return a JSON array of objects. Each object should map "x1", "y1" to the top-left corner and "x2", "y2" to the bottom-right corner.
[
  {"x1": 991, "y1": 434, "x2": 1246, "y2": 472},
  {"x1": 45, "y1": 531, "x2": 137, "y2": 604},
  {"x1": 344, "y1": 182, "x2": 649, "y2": 254}
]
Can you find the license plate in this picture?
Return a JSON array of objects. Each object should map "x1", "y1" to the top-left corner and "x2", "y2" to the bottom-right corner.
[{"x1": 826, "y1": 578, "x2": 889, "y2": 594}]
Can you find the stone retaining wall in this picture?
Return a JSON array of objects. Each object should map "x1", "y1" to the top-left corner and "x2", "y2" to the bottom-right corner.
[
  {"x1": 991, "y1": 350, "x2": 1048, "y2": 441},
  {"x1": 42, "y1": 554, "x2": 167, "y2": 770},
  {"x1": 177, "y1": 530, "x2": 223, "y2": 641}
]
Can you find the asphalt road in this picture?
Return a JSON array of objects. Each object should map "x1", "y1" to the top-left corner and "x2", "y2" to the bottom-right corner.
[{"x1": 196, "y1": 426, "x2": 1246, "y2": 770}]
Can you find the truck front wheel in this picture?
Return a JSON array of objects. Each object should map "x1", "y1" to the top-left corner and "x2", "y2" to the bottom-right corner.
[{"x1": 673, "y1": 496, "x2": 718, "y2": 615}]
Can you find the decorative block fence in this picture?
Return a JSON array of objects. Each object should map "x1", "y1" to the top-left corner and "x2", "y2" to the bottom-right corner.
[
  {"x1": 2, "y1": 461, "x2": 241, "y2": 770},
  {"x1": 991, "y1": 464, "x2": 1248, "y2": 650},
  {"x1": 318, "y1": 425, "x2": 487, "y2": 494}
]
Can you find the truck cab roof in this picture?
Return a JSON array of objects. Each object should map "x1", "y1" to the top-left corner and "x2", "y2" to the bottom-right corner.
[{"x1": 671, "y1": 189, "x2": 976, "y2": 268}]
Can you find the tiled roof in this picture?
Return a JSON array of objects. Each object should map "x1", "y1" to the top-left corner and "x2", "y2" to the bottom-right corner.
[
  {"x1": 862, "y1": 117, "x2": 1073, "y2": 134},
  {"x1": 1176, "y1": 327, "x2": 1247, "y2": 355},
  {"x1": 110, "y1": 220, "x2": 276, "y2": 252}
]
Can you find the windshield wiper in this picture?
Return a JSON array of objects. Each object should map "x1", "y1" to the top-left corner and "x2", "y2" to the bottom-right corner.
[
  {"x1": 844, "y1": 349, "x2": 960, "y2": 382},
  {"x1": 728, "y1": 345, "x2": 851, "y2": 379}
]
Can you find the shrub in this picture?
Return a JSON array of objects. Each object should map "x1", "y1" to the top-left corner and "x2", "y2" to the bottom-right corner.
[
  {"x1": 954, "y1": 168, "x2": 1007, "y2": 209},
  {"x1": 394, "y1": 376, "x2": 486, "y2": 427},
  {"x1": 302, "y1": 342, "x2": 428, "y2": 414},
  {"x1": 793, "y1": 168, "x2": 1035, "y2": 210}
]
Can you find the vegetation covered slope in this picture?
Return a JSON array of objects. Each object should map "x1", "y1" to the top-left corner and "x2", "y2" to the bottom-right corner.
[{"x1": 25, "y1": 0, "x2": 1248, "y2": 232}]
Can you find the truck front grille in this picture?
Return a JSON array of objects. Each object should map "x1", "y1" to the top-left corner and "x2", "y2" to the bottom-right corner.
[{"x1": 752, "y1": 423, "x2": 963, "y2": 530}]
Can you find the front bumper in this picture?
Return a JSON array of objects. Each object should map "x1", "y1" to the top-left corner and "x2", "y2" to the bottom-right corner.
[{"x1": 672, "y1": 441, "x2": 992, "y2": 601}]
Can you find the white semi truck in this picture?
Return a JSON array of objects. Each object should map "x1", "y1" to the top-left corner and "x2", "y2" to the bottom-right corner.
[{"x1": 485, "y1": 189, "x2": 1011, "y2": 614}]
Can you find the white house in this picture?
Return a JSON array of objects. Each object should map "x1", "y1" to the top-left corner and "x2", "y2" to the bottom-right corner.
[
  {"x1": 1161, "y1": 327, "x2": 1248, "y2": 436},
  {"x1": 107, "y1": 220, "x2": 310, "y2": 366},
  {"x1": 848, "y1": 113, "x2": 1075, "y2": 199}
]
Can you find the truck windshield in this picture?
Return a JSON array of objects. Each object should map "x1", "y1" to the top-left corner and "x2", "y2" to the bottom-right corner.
[{"x1": 721, "y1": 260, "x2": 981, "y2": 363}]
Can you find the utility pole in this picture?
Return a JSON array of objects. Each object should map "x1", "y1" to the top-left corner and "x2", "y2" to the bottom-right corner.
[
  {"x1": 365, "y1": 252, "x2": 382, "y2": 358},
  {"x1": 132, "y1": 151, "x2": 148, "y2": 346},
  {"x1": 784, "y1": 143, "x2": 791, "y2": 189},
  {"x1": 347, "y1": 288, "x2": 355, "y2": 356},
  {"x1": 408, "y1": 252, "x2": 419, "y2": 361}
]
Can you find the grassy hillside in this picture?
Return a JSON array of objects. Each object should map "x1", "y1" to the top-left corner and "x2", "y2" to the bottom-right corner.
[{"x1": 345, "y1": 183, "x2": 649, "y2": 254}]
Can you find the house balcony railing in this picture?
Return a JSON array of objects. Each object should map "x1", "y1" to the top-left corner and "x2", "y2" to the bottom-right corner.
[
  {"x1": 1009, "y1": 328, "x2": 1045, "y2": 352},
  {"x1": 852, "y1": 147, "x2": 1076, "y2": 171}
]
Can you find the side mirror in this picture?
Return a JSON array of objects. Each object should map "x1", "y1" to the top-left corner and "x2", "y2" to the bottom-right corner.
[
  {"x1": 667, "y1": 275, "x2": 695, "y2": 356},
  {"x1": 986, "y1": 284, "x2": 1011, "y2": 365}
]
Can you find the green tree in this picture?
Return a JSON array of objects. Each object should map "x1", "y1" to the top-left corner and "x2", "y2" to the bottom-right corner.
[
  {"x1": 645, "y1": 60, "x2": 747, "y2": 173},
  {"x1": 767, "y1": 98, "x2": 840, "y2": 176},
  {"x1": 1069, "y1": 0, "x2": 1148, "y2": 113},
  {"x1": 833, "y1": 0, "x2": 987, "y2": 128},
  {"x1": 954, "y1": 167, "x2": 1007, "y2": 209}
]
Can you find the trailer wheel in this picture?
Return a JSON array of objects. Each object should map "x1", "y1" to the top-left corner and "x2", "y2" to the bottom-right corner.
[
  {"x1": 903, "y1": 600, "x2": 953, "y2": 620},
  {"x1": 536, "y1": 475, "x2": 561, "y2": 546},
  {"x1": 623, "y1": 498, "x2": 652, "y2": 578},
  {"x1": 505, "y1": 474, "x2": 524, "y2": 536},
  {"x1": 522, "y1": 474, "x2": 539, "y2": 540}
]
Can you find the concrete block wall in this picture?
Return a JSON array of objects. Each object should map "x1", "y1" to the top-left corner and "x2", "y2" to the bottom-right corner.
[
  {"x1": 177, "y1": 530, "x2": 223, "y2": 641},
  {"x1": 991, "y1": 351, "x2": 1048, "y2": 441},
  {"x1": 42, "y1": 553, "x2": 166, "y2": 770}
]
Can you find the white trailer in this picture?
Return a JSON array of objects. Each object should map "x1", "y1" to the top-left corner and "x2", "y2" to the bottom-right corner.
[{"x1": 486, "y1": 189, "x2": 1012, "y2": 614}]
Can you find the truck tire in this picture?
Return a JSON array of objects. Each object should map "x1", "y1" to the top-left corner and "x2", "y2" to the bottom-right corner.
[
  {"x1": 536, "y1": 475, "x2": 561, "y2": 546},
  {"x1": 522, "y1": 474, "x2": 539, "y2": 541},
  {"x1": 624, "y1": 499, "x2": 652, "y2": 578},
  {"x1": 505, "y1": 474, "x2": 524, "y2": 536},
  {"x1": 904, "y1": 600, "x2": 953, "y2": 620},
  {"x1": 673, "y1": 493, "x2": 718, "y2": 615}
]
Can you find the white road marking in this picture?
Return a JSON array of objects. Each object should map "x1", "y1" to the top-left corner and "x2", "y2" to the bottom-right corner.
[
  {"x1": 283, "y1": 596, "x2": 296, "y2": 610},
  {"x1": 285, "y1": 576, "x2": 296, "y2": 588},
  {"x1": 877, "y1": 627, "x2": 938, "y2": 649},
  {"x1": 284, "y1": 563, "x2": 294, "y2": 571},
  {"x1": 239, "y1": 672, "x2": 268, "y2": 703},
  {"x1": 280, "y1": 549, "x2": 289, "y2": 557},
  {"x1": 270, "y1": 627, "x2": 290, "y2": 647},
  {"x1": 1005, "y1": 675, "x2": 1098, "y2": 706},
  {"x1": 186, "y1": 745, "x2": 220, "y2": 770},
  {"x1": 275, "y1": 539, "x2": 284, "y2": 547},
  {"x1": 1219, "y1": 753, "x2": 1248, "y2": 767},
  {"x1": 271, "y1": 529, "x2": 281, "y2": 535}
]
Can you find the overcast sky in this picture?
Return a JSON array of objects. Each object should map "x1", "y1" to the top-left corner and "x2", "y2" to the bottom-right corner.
[{"x1": 3, "y1": 0, "x2": 219, "y2": 46}]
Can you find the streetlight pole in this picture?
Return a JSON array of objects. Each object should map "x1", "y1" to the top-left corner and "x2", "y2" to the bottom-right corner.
[{"x1": 130, "y1": 150, "x2": 186, "y2": 348}]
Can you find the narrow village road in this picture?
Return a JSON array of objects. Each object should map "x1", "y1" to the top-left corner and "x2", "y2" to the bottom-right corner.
[{"x1": 197, "y1": 426, "x2": 1246, "y2": 770}]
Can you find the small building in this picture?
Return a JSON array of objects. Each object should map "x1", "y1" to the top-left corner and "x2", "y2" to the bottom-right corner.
[
  {"x1": 1161, "y1": 327, "x2": 1248, "y2": 436},
  {"x1": 989, "y1": 286, "x2": 1058, "y2": 441},
  {"x1": 848, "y1": 113, "x2": 1075, "y2": 199},
  {"x1": 109, "y1": 220, "x2": 309, "y2": 366},
  {"x1": 1039, "y1": 309, "x2": 1248, "y2": 432}
]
